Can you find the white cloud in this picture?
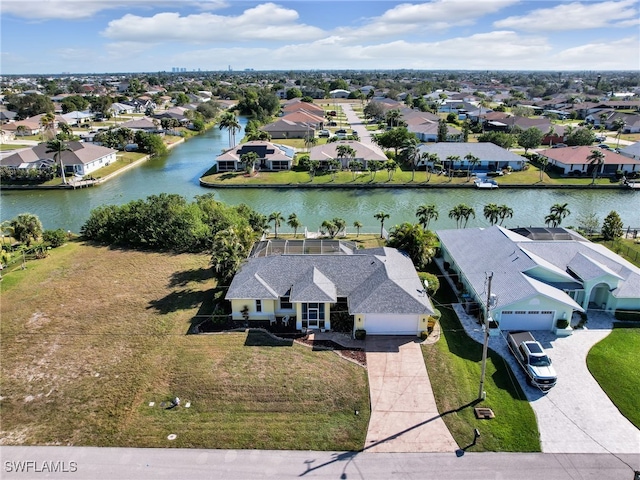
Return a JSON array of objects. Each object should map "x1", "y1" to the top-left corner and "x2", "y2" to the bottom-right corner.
[
  {"x1": 378, "y1": 0, "x2": 518, "y2": 24},
  {"x1": 551, "y1": 36, "x2": 640, "y2": 70},
  {"x1": 494, "y1": 0, "x2": 638, "y2": 32},
  {"x1": 0, "y1": 0, "x2": 227, "y2": 20},
  {"x1": 102, "y1": 3, "x2": 325, "y2": 43}
]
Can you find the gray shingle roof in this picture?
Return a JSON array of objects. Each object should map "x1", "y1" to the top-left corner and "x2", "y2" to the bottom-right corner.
[
  {"x1": 418, "y1": 142, "x2": 527, "y2": 163},
  {"x1": 226, "y1": 247, "x2": 433, "y2": 315}
]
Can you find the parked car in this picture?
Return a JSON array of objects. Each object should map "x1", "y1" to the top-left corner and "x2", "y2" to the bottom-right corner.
[
  {"x1": 335, "y1": 129, "x2": 348, "y2": 138},
  {"x1": 318, "y1": 130, "x2": 330, "y2": 138},
  {"x1": 552, "y1": 143, "x2": 567, "y2": 148},
  {"x1": 598, "y1": 144, "x2": 611, "y2": 150},
  {"x1": 327, "y1": 121, "x2": 337, "y2": 127}
]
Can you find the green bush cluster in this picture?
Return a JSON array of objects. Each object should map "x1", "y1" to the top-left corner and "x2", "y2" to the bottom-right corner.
[
  {"x1": 43, "y1": 228, "x2": 67, "y2": 248},
  {"x1": 354, "y1": 329, "x2": 366, "y2": 340},
  {"x1": 614, "y1": 310, "x2": 640, "y2": 322}
]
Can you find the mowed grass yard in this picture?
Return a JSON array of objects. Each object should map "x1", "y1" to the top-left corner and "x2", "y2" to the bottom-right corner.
[
  {"x1": 587, "y1": 324, "x2": 640, "y2": 429},
  {"x1": 0, "y1": 241, "x2": 370, "y2": 450},
  {"x1": 422, "y1": 265, "x2": 540, "y2": 452}
]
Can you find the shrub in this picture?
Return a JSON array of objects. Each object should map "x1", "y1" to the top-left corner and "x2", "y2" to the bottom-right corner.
[
  {"x1": 420, "y1": 330, "x2": 429, "y2": 340},
  {"x1": 555, "y1": 318, "x2": 570, "y2": 329},
  {"x1": 614, "y1": 310, "x2": 640, "y2": 322},
  {"x1": 418, "y1": 271, "x2": 440, "y2": 295},
  {"x1": 43, "y1": 228, "x2": 67, "y2": 248},
  {"x1": 354, "y1": 329, "x2": 366, "y2": 340}
]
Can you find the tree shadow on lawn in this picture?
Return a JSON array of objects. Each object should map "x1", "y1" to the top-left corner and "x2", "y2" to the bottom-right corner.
[
  {"x1": 148, "y1": 286, "x2": 212, "y2": 315},
  {"x1": 167, "y1": 266, "x2": 213, "y2": 287},
  {"x1": 244, "y1": 330, "x2": 293, "y2": 347}
]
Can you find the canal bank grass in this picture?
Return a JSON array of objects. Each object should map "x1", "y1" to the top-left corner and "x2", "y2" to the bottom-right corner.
[
  {"x1": 586, "y1": 325, "x2": 640, "y2": 429},
  {"x1": 421, "y1": 266, "x2": 540, "y2": 452},
  {"x1": 0, "y1": 241, "x2": 370, "y2": 450}
]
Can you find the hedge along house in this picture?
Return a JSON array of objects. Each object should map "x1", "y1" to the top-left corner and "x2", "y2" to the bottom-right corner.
[
  {"x1": 437, "y1": 226, "x2": 640, "y2": 332},
  {"x1": 225, "y1": 240, "x2": 435, "y2": 336}
]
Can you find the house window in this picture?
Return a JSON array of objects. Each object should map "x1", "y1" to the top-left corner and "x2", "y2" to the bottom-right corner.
[
  {"x1": 255, "y1": 300, "x2": 262, "y2": 312},
  {"x1": 280, "y1": 290, "x2": 292, "y2": 310}
]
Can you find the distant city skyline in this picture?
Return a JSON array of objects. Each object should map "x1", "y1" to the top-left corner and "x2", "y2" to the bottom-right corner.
[{"x1": 1, "y1": 0, "x2": 639, "y2": 75}]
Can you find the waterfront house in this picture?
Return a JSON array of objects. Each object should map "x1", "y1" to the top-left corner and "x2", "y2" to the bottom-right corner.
[
  {"x1": 214, "y1": 141, "x2": 294, "y2": 172},
  {"x1": 536, "y1": 146, "x2": 640, "y2": 176},
  {"x1": 417, "y1": 142, "x2": 528, "y2": 172},
  {"x1": 308, "y1": 140, "x2": 388, "y2": 169}
]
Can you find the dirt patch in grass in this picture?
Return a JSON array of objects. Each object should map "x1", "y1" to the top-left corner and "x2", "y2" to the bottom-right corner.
[{"x1": 0, "y1": 242, "x2": 370, "y2": 450}]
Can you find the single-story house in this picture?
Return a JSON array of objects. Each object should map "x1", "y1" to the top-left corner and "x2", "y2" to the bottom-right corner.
[
  {"x1": 118, "y1": 117, "x2": 160, "y2": 132},
  {"x1": 536, "y1": 146, "x2": 640, "y2": 175},
  {"x1": 437, "y1": 226, "x2": 640, "y2": 332},
  {"x1": 282, "y1": 99, "x2": 325, "y2": 116},
  {"x1": 618, "y1": 142, "x2": 640, "y2": 161},
  {"x1": 417, "y1": 142, "x2": 528, "y2": 171},
  {"x1": 214, "y1": 141, "x2": 294, "y2": 172},
  {"x1": 260, "y1": 118, "x2": 313, "y2": 139},
  {"x1": 280, "y1": 110, "x2": 324, "y2": 130},
  {"x1": 61, "y1": 110, "x2": 94, "y2": 126},
  {"x1": 407, "y1": 119, "x2": 461, "y2": 142},
  {"x1": 308, "y1": 140, "x2": 388, "y2": 169},
  {"x1": 0, "y1": 141, "x2": 117, "y2": 177},
  {"x1": 226, "y1": 240, "x2": 435, "y2": 336}
]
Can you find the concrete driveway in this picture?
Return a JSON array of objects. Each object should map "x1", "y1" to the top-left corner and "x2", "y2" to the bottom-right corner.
[
  {"x1": 454, "y1": 305, "x2": 640, "y2": 454},
  {"x1": 364, "y1": 336, "x2": 458, "y2": 453}
]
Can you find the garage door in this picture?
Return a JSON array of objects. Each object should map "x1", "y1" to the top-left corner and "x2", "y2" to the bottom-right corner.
[
  {"x1": 364, "y1": 314, "x2": 420, "y2": 336},
  {"x1": 500, "y1": 310, "x2": 555, "y2": 331}
]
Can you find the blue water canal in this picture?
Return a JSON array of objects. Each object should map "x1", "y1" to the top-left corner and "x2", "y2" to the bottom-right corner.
[{"x1": 1, "y1": 117, "x2": 638, "y2": 234}]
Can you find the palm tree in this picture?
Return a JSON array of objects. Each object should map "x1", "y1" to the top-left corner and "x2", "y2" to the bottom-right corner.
[
  {"x1": 549, "y1": 203, "x2": 571, "y2": 226},
  {"x1": 333, "y1": 217, "x2": 346, "y2": 237},
  {"x1": 9, "y1": 213, "x2": 43, "y2": 246},
  {"x1": 303, "y1": 133, "x2": 317, "y2": 151},
  {"x1": 425, "y1": 153, "x2": 439, "y2": 182},
  {"x1": 353, "y1": 220, "x2": 363, "y2": 237},
  {"x1": 545, "y1": 213, "x2": 561, "y2": 228},
  {"x1": 497, "y1": 205, "x2": 514, "y2": 226},
  {"x1": 416, "y1": 204, "x2": 439, "y2": 230},
  {"x1": 464, "y1": 153, "x2": 480, "y2": 181},
  {"x1": 373, "y1": 211, "x2": 390, "y2": 238},
  {"x1": 219, "y1": 111, "x2": 241, "y2": 148},
  {"x1": 328, "y1": 158, "x2": 341, "y2": 181},
  {"x1": 483, "y1": 203, "x2": 501, "y2": 226},
  {"x1": 445, "y1": 155, "x2": 460, "y2": 181},
  {"x1": 612, "y1": 118, "x2": 626, "y2": 148},
  {"x1": 210, "y1": 228, "x2": 249, "y2": 285},
  {"x1": 448, "y1": 204, "x2": 475, "y2": 229},
  {"x1": 287, "y1": 213, "x2": 301, "y2": 238},
  {"x1": 240, "y1": 151, "x2": 259, "y2": 175},
  {"x1": 268, "y1": 211, "x2": 284, "y2": 238},
  {"x1": 336, "y1": 144, "x2": 356, "y2": 170},
  {"x1": 348, "y1": 160, "x2": 363, "y2": 180},
  {"x1": 385, "y1": 160, "x2": 397, "y2": 181},
  {"x1": 586, "y1": 149, "x2": 605, "y2": 185},
  {"x1": 40, "y1": 113, "x2": 56, "y2": 140},
  {"x1": 387, "y1": 222, "x2": 438, "y2": 270},
  {"x1": 45, "y1": 138, "x2": 71, "y2": 185},
  {"x1": 538, "y1": 156, "x2": 549, "y2": 182},
  {"x1": 321, "y1": 220, "x2": 338, "y2": 237}
]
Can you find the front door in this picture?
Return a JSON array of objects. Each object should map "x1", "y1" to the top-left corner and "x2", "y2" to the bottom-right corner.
[{"x1": 307, "y1": 304, "x2": 319, "y2": 328}]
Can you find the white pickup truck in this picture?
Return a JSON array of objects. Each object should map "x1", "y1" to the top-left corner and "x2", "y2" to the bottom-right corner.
[{"x1": 507, "y1": 331, "x2": 557, "y2": 392}]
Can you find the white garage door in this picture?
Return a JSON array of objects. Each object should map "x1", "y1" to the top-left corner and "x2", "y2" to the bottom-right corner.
[
  {"x1": 364, "y1": 314, "x2": 420, "y2": 335},
  {"x1": 500, "y1": 310, "x2": 555, "y2": 331}
]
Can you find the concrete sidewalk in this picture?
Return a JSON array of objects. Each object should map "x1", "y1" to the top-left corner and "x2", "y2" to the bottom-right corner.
[{"x1": 364, "y1": 336, "x2": 458, "y2": 453}]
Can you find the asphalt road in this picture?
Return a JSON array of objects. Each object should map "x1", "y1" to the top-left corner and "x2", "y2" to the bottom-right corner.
[{"x1": 1, "y1": 447, "x2": 638, "y2": 480}]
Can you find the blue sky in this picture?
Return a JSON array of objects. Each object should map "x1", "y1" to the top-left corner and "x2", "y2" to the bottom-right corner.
[{"x1": 1, "y1": 0, "x2": 638, "y2": 74}]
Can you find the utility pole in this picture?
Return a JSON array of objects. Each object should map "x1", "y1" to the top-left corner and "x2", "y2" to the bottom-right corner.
[{"x1": 478, "y1": 272, "x2": 493, "y2": 401}]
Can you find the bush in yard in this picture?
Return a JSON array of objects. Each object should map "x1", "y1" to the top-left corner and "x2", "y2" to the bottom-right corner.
[
  {"x1": 420, "y1": 330, "x2": 429, "y2": 340},
  {"x1": 555, "y1": 318, "x2": 570, "y2": 329},
  {"x1": 614, "y1": 310, "x2": 640, "y2": 322},
  {"x1": 354, "y1": 329, "x2": 366, "y2": 340},
  {"x1": 418, "y1": 271, "x2": 440, "y2": 295},
  {"x1": 43, "y1": 228, "x2": 67, "y2": 248}
]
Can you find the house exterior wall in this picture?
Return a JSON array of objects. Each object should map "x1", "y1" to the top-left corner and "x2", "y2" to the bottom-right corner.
[
  {"x1": 493, "y1": 297, "x2": 572, "y2": 331},
  {"x1": 230, "y1": 298, "x2": 276, "y2": 321},
  {"x1": 580, "y1": 274, "x2": 621, "y2": 311},
  {"x1": 76, "y1": 152, "x2": 117, "y2": 176},
  {"x1": 611, "y1": 297, "x2": 640, "y2": 311}
]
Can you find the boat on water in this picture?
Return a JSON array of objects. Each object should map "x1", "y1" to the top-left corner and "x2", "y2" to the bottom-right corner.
[{"x1": 474, "y1": 178, "x2": 499, "y2": 189}]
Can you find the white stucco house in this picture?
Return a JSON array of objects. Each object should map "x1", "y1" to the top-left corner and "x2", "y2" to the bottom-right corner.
[
  {"x1": 437, "y1": 226, "x2": 640, "y2": 332},
  {"x1": 418, "y1": 142, "x2": 528, "y2": 172},
  {"x1": 225, "y1": 240, "x2": 435, "y2": 336},
  {"x1": 214, "y1": 141, "x2": 294, "y2": 172},
  {"x1": 0, "y1": 141, "x2": 117, "y2": 177}
]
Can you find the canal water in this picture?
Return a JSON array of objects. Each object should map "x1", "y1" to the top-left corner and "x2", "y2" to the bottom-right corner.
[{"x1": 1, "y1": 118, "x2": 638, "y2": 234}]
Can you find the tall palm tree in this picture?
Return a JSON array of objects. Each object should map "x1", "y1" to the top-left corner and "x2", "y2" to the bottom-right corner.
[
  {"x1": 445, "y1": 155, "x2": 460, "y2": 181},
  {"x1": 483, "y1": 203, "x2": 501, "y2": 226},
  {"x1": 545, "y1": 213, "x2": 561, "y2": 228},
  {"x1": 268, "y1": 211, "x2": 284, "y2": 238},
  {"x1": 549, "y1": 203, "x2": 571, "y2": 226},
  {"x1": 425, "y1": 153, "x2": 439, "y2": 182},
  {"x1": 586, "y1": 149, "x2": 605, "y2": 185},
  {"x1": 387, "y1": 222, "x2": 437, "y2": 270},
  {"x1": 40, "y1": 113, "x2": 56, "y2": 140},
  {"x1": 303, "y1": 133, "x2": 317, "y2": 151},
  {"x1": 538, "y1": 156, "x2": 549, "y2": 182},
  {"x1": 348, "y1": 160, "x2": 363, "y2": 180},
  {"x1": 416, "y1": 204, "x2": 439, "y2": 230},
  {"x1": 612, "y1": 118, "x2": 626, "y2": 148},
  {"x1": 45, "y1": 138, "x2": 71, "y2": 185},
  {"x1": 353, "y1": 220, "x2": 363, "y2": 237},
  {"x1": 336, "y1": 144, "x2": 356, "y2": 169},
  {"x1": 219, "y1": 111, "x2": 241, "y2": 148},
  {"x1": 497, "y1": 205, "x2": 514, "y2": 226},
  {"x1": 464, "y1": 153, "x2": 480, "y2": 181},
  {"x1": 385, "y1": 160, "x2": 397, "y2": 181},
  {"x1": 373, "y1": 211, "x2": 390, "y2": 238},
  {"x1": 448, "y1": 204, "x2": 475, "y2": 229},
  {"x1": 287, "y1": 213, "x2": 301, "y2": 237}
]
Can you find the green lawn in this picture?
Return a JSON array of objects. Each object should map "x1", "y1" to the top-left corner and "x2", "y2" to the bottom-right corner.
[
  {"x1": 1, "y1": 144, "x2": 32, "y2": 151},
  {"x1": 422, "y1": 264, "x2": 540, "y2": 452},
  {"x1": 586, "y1": 325, "x2": 640, "y2": 429},
  {"x1": 0, "y1": 242, "x2": 370, "y2": 450}
]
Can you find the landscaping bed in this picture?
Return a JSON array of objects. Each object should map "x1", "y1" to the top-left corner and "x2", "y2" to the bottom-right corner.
[{"x1": 296, "y1": 336, "x2": 367, "y2": 366}]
